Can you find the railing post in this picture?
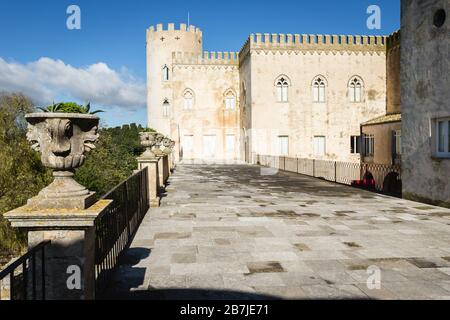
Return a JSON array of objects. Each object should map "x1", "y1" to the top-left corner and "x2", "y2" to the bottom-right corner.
[
  {"x1": 313, "y1": 159, "x2": 316, "y2": 177},
  {"x1": 4, "y1": 200, "x2": 112, "y2": 300},
  {"x1": 137, "y1": 155, "x2": 161, "y2": 208},
  {"x1": 334, "y1": 161, "x2": 337, "y2": 182}
]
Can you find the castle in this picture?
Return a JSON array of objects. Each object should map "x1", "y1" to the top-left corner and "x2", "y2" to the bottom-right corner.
[{"x1": 146, "y1": 23, "x2": 400, "y2": 164}]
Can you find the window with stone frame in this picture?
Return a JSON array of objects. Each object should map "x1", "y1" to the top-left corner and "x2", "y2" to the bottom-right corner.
[
  {"x1": 162, "y1": 99, "x2": 170, "y2": 117},
  {"x1": 363, "y1": 134, "x2": 375, "y2": 157},
  {"x1": 224, "y1": 90, "x2": 236, "y2": 110},
  {"x1": 162, "y1": 65, "x2": 170, "y2": 81},
  {"x1": 436, "y1": 117, "x2": 450, "y2": 157},
  {"x1": 275, "y1": 76, "x2": 290, "y2": 102},
  {"x1": 312, "y1": 76, "x2": 327, "y2": 102},
  {"x1": 349, "y1": 76, "x2": 364, "y2": 102},
  {"x1": 183, "y1": 90, "x2": 194, "y2": 110},
  {"x1": 350, "y1": 135, "x2": 361, "y2": 154}
]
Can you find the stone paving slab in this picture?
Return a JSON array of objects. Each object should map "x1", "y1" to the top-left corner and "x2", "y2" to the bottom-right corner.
[{"x1": 106, "y1": 164, "x2": 450, "y2": 300}]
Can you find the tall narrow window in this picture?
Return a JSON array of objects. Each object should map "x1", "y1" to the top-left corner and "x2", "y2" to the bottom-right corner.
[
  {"x1": 162, "y1": 99, "x2": 170, "y2": 117},
  {"x1": 275, "y1": 76, "x2": 290, "y2": 102},
  {"x1": 313, "y1": 136, "x2": 326, "y2": 156},
  {"x1": 183, "y1": 89, "x2": 194, "y2": 110},
  {"x1": 435, "y1": 118, "x2": 450, "y2": 157},
  {"x1": 349, "y1": 76, "x2": 364, "y2": 102},
  {"x1": 224, "y1": 90, "x2": 236, "y2": 110},
  {"x1": 394, "y1": 130, "x2": 401, "y2": 155},
  {"x1": 162, "y1": 65, "x2": 170, "y2": 81},
  {"x1": 312, "y1": 76, "x2": 327, "y2": 102},
  {"x1": 183, "y1": 135, "x2": 194, "y2": 154},
  {"x1": 226, "y1": 134, "x2": 235, "y2": 153},
  {"x1": 278, "y1": 136, "x2": 289, "y2": 155},
  {"x1": 363, "y1": 134, "x2": 375, "y2": 156},
  {"x1": 350, "y1": 135, "x2": 361, "y2": 154}
]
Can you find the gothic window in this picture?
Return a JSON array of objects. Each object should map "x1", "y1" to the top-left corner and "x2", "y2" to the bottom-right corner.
[
  {"x1": 224, "y1": 89, "x2": 236, "y2": 110},
  {"x1": 162, "y1": 65, "x2": 170, "y2": 81},
  {"x1": 275, "y1": 76, "x2": 290, "y2": 102},
  {"x1": 162, "y1": 99, "x2": 170, "y2": 117},
  {"x1": 183, "y1": 89, "x2": 194, "y2": 110},
  {"x1": 349, "y1": 76, "x2": 364, "y2": 102},
  {"x1": 312, "y1": 76, "x2": 327, "y2": 103}
]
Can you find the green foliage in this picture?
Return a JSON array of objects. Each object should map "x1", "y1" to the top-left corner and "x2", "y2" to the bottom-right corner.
[
  {"x1": 0, "y1": 93, "x2": 52, "y2": 265},
  {"x1": 38, "y1": 102, "x2": 104, "y2": 114},
  {"x1": 140, "y1": 127, "x2": 156, "y2": 133},
  {"x1": 74, "y1": 123, "x2": 145, "y2": 198}
]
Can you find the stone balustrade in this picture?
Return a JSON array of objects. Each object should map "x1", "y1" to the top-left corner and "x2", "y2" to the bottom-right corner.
[
  {"x1": 2, "y1": 116, "x2": 172, "y2": 300},
  {"x1": 137, "y1": 131, "x2": 176, "y2": 207}
]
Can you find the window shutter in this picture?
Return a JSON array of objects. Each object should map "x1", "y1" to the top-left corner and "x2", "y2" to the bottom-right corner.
[
  {"x1": 355, "y1": 86, "x2": 361, "y2": 102},
  {"x1": 282, "y1": 86, "x2": 288, "y2": 102},
  {"x1": 361, "y1": 134, "x2": 366, "y2": 156},
  {"x1": 350, "y1": 87, "x2": 355, "y2": 102},
  {"x1": 276, "y1": 86, "x2": 282, "y2": 102},
  {"x1": 319, "y1": 86, "x2": 325, "y2": 102}
]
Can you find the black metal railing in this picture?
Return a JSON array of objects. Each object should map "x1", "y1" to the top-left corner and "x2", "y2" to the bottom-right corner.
[
  {"x1": 0, "y1": 240, "x2": 50, "y2": 300},
  {"x1": 94, "y1": 167, "x2": 149, "y2": 294},
  {"x1": 256, "y1": 155, "x2": 401, "y2": 196}
]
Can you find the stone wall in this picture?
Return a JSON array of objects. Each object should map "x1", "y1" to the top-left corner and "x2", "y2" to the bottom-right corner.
[
  {"x1": 147, "y1": 24, "x2": 394, "y2": 164},
  {"x1": 401, "y1": 0, "x2": 450, "y2": 207},
  {"x1": 243, "y1": 37, "x2": 387, "y2": 162},
  {"x1": 170, "y1": 60, "x2": 240, "y2": 160}
]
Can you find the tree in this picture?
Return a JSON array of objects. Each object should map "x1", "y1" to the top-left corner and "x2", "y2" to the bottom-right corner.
[
  {"x1": 0, "y1": 93, "x2": 52, "y2": 264},
  {"x1": 74, "y1": 124, "x2": 145, "y2": 198}
]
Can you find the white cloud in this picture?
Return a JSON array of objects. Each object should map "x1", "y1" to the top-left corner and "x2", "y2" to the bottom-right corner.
[{"x1": 0, "y1": 57, "x2": 146, "y2": 110}]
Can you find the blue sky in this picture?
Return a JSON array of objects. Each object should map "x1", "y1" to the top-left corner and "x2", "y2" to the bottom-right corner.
[{"x1": 0, "y1": 0, "x2": 400, "y2": 127}]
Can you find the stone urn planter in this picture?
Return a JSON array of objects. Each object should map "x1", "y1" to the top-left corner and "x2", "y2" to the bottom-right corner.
[
  {"x1": 162, "y1": 138, "x2": 175, "y2": 155},
  {"x1": 139, "y1": 131, "x2": 158, "y2": 158},
  {"x1": 152, "y1": 133, "x2": 165, "y2": 157},
  {"x1": 25, "y1": 112, "x2": 100, "y2": 209}
]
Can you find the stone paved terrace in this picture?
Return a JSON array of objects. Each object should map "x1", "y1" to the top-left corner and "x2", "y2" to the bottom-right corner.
[{"x1": 106, "y1": 164, "x2": 450, "y2": 300}]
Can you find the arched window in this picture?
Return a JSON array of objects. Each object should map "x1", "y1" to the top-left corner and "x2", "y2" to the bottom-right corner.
[
  {"x1": 312, "y1": 76, "x2": 327, "y2": 102},
  {"x1": 224, "y1": 89, "x2": 236, "y2": 110},
  {"x1": 275, "y1": 76, "x2": 290, "y2": 102},
  {"x1": 162, "y1": 98, "x2": 170, "y2": 117},
  {"x1": 183, "y1": 89, "x2": 194, "y2": 110},
  {"x1": 349, "y1": 76, "x2": 364, "y2": 102},
  {"x1": 162, "y1": 65, "x2": 170, "y2": 81}
]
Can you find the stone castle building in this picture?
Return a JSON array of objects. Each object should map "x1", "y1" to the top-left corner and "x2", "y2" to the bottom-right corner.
[{"x1": 147, "y1": 23, "x2": 401, "y2": 164}]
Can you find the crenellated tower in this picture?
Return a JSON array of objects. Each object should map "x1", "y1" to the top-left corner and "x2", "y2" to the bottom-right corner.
[{"x1": 146, "y1": 23, "x2": 203, "y2": 134}]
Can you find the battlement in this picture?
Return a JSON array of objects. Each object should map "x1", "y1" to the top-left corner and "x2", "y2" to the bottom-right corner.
[
  {"x1": 387, "y1": 30, "x2": 400, "y2": 49},
  {"x1": 240, "y1": 33, "x2": 388, "y2": 56},
  {"x1": 172, "y1": 51, "x2": 239, "y2": 66},
  {"x1": 147, "y1": 23, "x2": 202, "y2": 36}
]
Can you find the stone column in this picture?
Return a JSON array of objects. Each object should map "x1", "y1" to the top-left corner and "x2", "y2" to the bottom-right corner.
[
  {"x1": 4, "y1": 200, "x2": 113, "y2": 300},
  {"x1": 137, "y1": 157, "x2": 160, "y2": 207},
  {"x1": 162, "y1": 155, "x2": 170, "y2": 184},
  {"x1": 157, "y1": 155, "x2": 165, "y2": 188}
]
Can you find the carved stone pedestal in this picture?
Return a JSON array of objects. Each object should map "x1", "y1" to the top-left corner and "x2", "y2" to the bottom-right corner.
[
  {"x1": 4, "y1": 200, "x2": 112, "y2": 300},
  {"x1": 138, "y1": 157, "x2": 160, "y2": 207}
]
